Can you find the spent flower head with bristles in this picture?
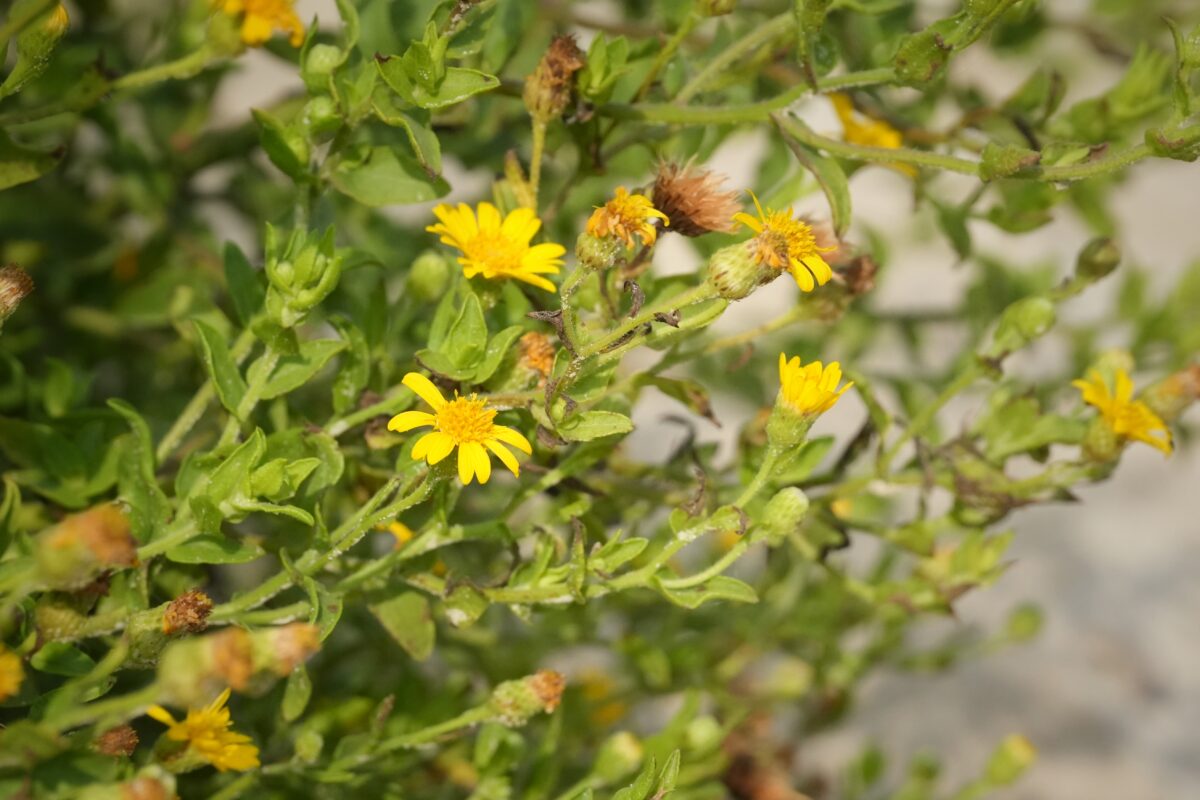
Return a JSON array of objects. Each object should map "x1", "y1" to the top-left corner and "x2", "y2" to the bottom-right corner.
[
  {"x1": 652, "y1": 161, "x2": 740, "y2": 237},
  {"x1": 524, "y1": 35, "x2": 586, "y2": 123},
  {"x1": 147, "y1": 688, "x2": 260, "y2": 772},
  {"x1": 1073, "y1": 368, "x2": 1172, "y2": 456},
  {"x1": 586, "y1": 187, "x2": 670, "y2": 248},
  {"x1": 213, "y1": 0, "x2": 304, "y2": 47},
  {"x1": 389, "y1": 373, "x2": 533, "y2": 485},
  {"x1": 427, "y1": 202, "x2": 565, "y2": 292},
  {"x1": 733, "y1": 192, "x2": 836, "y2": 293}
]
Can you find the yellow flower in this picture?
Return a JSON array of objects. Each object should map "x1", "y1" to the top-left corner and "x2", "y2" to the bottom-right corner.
[
  {"x1": 0, "y1": 646, "x2": 24, "y2": 702},
  {"x1": 147, "y1": 688, "x2": 260, "y2": 772},
  {"x1": 215, "y1": 0, "x2": 304, "y2": 48},
  {"x1": 379, "y1": 520, "x2": 414, "y2": 549},
  {"x1": 1073, "y1": 369, "x2": 1172, "y2": 455},
  {"x1": 829, "y1": 94, "x2": 916, "y2": 177},
  {"x1": 586, "y1": 187, "x2": 670, "y2": 248},
  {"x1": 778, "y1": 354, "x2": 853, "y2": 418},
  {"x1": 388, "y1": 373, "x2": 533, "y2": 485},
  {"x1": 427, "y1": 202, "x2": 565, "y2": 292},
  {"x1": 733, "y1": 193, "x2": 835, "y2": 293}
]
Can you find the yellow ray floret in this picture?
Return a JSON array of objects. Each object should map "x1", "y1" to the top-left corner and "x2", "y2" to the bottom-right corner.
[
  {"x1": 0, "y1": 646, "x2": 23, "y2": 702},
  {"x1": 1072, "y1": 368, "x2": 1172, "y2": 455},
  {"x1": 733, "y1": 192, "x2": 835, "y2": 293},
  {"x1": 215, "y1": 0, "x2": 304, "y2": 47},
  {"x1": 778, "y1": 353, "x2": 853, "y2": 417},
  {"x1": 586, "y1": 186, "x2": 670, "y2": 248},
  {"x1": 147, "y1": 688, "x2": 260, "y2": 772},
  {"x1": 389, "y1": 372, "x2": 533, "y2": 485},
  {"x1": 426, "y1": 202, "x2": 565, "y2": 292}
]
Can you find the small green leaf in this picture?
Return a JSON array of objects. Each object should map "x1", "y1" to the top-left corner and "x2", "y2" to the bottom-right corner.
[
  {"x1": 203, "y1": 429, "x2": 267, "y2": 507},
  {"x1": 376, "y1": 58, "x2": 499, "y2": 109},
  {"x1": 442, "y1": 292, "x2": 488, "y2": 368},
  {"x1": 370, "y1": 592, "x2": 436, "y2": 660},
  {"x1": 166, "y1": 532, "x2": 265, "y2": 564},
  {"x1": 261, "y1": 338, "x2": 347, "y2": 399},
  {"x1": 282, "y1": 665, "x2": 313, "y2": 722},
  {"x1": 372, "y1": 95, "x2": 443, "y2": 173},
  {"x1": 30, "y1": 643, "x2": 95, "y2": 677},
  {"x1": 0, "y1": 131, "x2": 62, "y2": 191},
  {"x1": 192, "y1": 319, "x2": 247, "y2": 416},
  {"x1": 330, "y1": 146, "x2": 449, "y2": 207},
  {"x1": 252, "y1": 108, "x2": 310, "y2": 181},
  {"x1": 557, "y1": 410, "x2": 633, "y2": 442},
  {"x1": 652, "y1": 575, "x2": 759, "y2": 609},
  {"x1": 224, "y1": 242, "x2": 265, "y2": 327},
  {"x1": 775, "y1": 115, "x2": 853, "y2": 236},
  {"x1": 471, "y1": 325, "x2": 524, "y2": 383}
]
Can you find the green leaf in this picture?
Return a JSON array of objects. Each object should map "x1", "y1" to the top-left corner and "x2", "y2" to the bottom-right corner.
[
  {"x1": 0, "y1": 131, "x2": 62, "y2": 191},
  {"x1": 108, "y1": 400, "x2": 169, "y2": 543},
  {"x1": 329, "y1": 317, "x2": 370, "y2": 415},
  {"x1": 655, "y1": 749, "x2": 681, "y2": 795},
  {"x1": 471, "y1": 325, "x2": 524, "y2": 383},
  {"x1": 224, "y1": 242, "x2": 265, "y2": 327},
  {"x1": 253, "y1": 108, "x2": 309, "y2": 181},
  {"x1": 612, "y1": 756, "x2": 657, "y2": 800},
  {"x1": 370, "y1": 592, "x2": 435, "y2": 660},
  {"x1": 0, "y1": 417, "x2": 84, "y2": 480},
  {"x1": 192, "y1": 319, "x2": 247, "y2": 416},
  {"x1": 261, "y1": 338, "x2": 347, "y2": 399},
  {"x1": 282, "y1": 665, "x2": 313, "y2": 722},
  {"x1": 371, "y1": 95, "x2": 443, "y2": 173},
  {"x1": 166, "y1": 532, "x2": 265, "y2": 564},
  {"x1": 557, "y1": 410, "x2": 633, "y2": 442},
  {"x1": 376, "y1": 58, "x2": 499, "y2": 109},
  {"x1": 203, "y1": 429, "x2": 267, "y2": 507},
  {"x1": 30, "y1": 643, "x2": 96, "y2": 677},
  {"x1": 591, "y1": 537, "x2": 648, "y2": 573},
  {"x1": 442, "y1": 291, "x2": 488, "y2": 367},
  {"x1": 652, "y1": 575, "x2": 759, "y2": 609},
  {"x1": 330, "y1": 146, "x2": 449, "y2": 207},
  {"x1": 775, "y1": 115, "x2": 852, "y2": 236}
]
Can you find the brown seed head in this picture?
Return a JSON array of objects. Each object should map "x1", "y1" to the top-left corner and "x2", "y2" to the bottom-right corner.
[
  {"x1": 652, "y1": 162, "x2": 741, "y2": 237},
  {"x1": 524, "y1": 35, "x2": 585, "y2": 123},
  {"x1": 210, "y1": 628, "x2": 255, "y2": 691},
  {"x1": 519, "y1": 331, "x2": 555, "y2": 382},
  {"x1": 838, "y1": 254, "x2": 877, "y2": 297},
  {"x1": 162, "y1": 590, "x2": 214, "y2": 635},
  {"x1": 94, "y1": 724, "x2": 139, "y2": 757},
  {"x1": 529, "y1": 669, "x2": 566, "y2": 713},
  {"x1": 0, "y1": 265, "x2": 34, "y2": 322}
]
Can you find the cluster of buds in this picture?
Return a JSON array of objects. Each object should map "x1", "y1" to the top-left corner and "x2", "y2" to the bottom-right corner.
[
  {"x1": 34, "y1": 505, "x2": 136, "y2": 590},
  {"x1": 157, "y1": 623, "x2": 319, "y2": 707},
  {"x1": 486, "y1": 669, "x2": 565, "y2": 727},
  {"x1": 264, "y1": 226, "x2": 342, "y2": 328}
]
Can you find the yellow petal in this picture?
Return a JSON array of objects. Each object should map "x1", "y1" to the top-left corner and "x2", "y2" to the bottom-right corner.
[
  {"x1": 402, "y1": 372, "x2": 446, "y2": 410},
  {"x1": 485, "y1": 439, "x2": 521, "y2": 478},
  {"x1": 466, "y1": 441, "x2": 491, "y2": 484},
  {"x1": 491, "y1": 424, "x2": 532, "y2": 454},
  {"x1": 512, "y1": 271, "x2": 558, "y2": 292},
  {"x1": 458, "y1": 444, "x2": 476, "y2": 484},
  {"x1": 387, "y1": 410, "x2": 436, "y2": 433},
  {"x1": 790, "y1": 263, "x2": 816, "y2": 293},
  {"x1": 732, "y1": 211, "x2": 763, "y2": 233},
  {"x1": 146, "y1": 705, "x2": 177, "y2": 726},
  {"x1": 477, "y1": 202, "x2": 502, "y2": 233}
]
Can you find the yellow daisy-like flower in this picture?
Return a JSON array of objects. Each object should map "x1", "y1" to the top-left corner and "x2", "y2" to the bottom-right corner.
[
  {"x1": 586, "y1": 187, "x2": 670, "y2": 248},
  {"x1": 214, "y1": 0, "x2": 304, "y2": 48},
  {"x1": 427, "y1": 202, "x2": 565, "y2": 292},
  {"x1": 1072, "y1": 368, "x2": 1172, "y2": 455},
  {"x1": 388, "y1": 372, "x2": 533, "y2": 485},
  {"x1": 147, "y1": 688, "x2": 260, "y2": 772},
  {"x1": 379, "y1": 520, "x2": 414, "y2": 549},
  {"x1": 0, "y1": 646, "x2": 24, "y2": 702},
  {"x1": 778, "y1": 354, "x2": 853, "y2": 418},
  {"x1": 829, "y1": 94, "x2": 917, "y2": 177},
  {"x1": 733, "y1": 193, "x2": 835, "y2": 293}
]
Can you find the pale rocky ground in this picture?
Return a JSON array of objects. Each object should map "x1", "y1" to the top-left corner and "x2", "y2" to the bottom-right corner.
[{"x1": 217, "y1": 1, "x2": 1200, "y2": 796}]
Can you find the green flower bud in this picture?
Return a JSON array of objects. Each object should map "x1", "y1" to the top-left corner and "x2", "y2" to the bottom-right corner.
[
  {"x1": 34, "y1": 505, "x2": 136, "y2": 590},
  {"x1": 0, "y1": 2, "x2": 69, "y2": 100},
  {"x1": 1080, "y1": 415, "x2": 1118, "y2": 462},
  {"x1": 981, "y1": 296, "x2": 1056, "y2": 360},
  {"x1": 706, "y1": 242, "x2": 772, "y2": 301},
  {"x1": 204, "y1": 5, "x2": 246, "y2": 57},
  {"x1": 759, "y1": 487, "x2": 810, "y2": 545},
  {"x1": 302, "y1": 44, "x2": 344, "y2": 91},
  {"x1": 486, "y1": 670, "x2": 565, "y2": 727},
  {"x1": 685, "y1": 715, "x2": 723, "y2": 754},
  {"x1": 408, "y1": 250, "x2": 454, "y2": 301},
  {"x1": 984, "y1": 734, "x2": 1037, "y2": 786},
  {"x1": 1074, "y1": 237, "x2": 1120, "y2": 282},
  {"x1": 979, "y1": 141, "x2": 1041, "y2": 181},
  {"x1": 264, "y1": 227, "x2": 342, "y2": 328},
  {"x1": 302, "y1": 95, "x2": 341, "y2": 141},
  {"x1": 593, "y1": 731, "x2": 643, "y2": 782},
  {"x1": 574, "y1": 232, "x2": 622, "y2": 272},
  {"x1": 892, "y1": 26, "x2": 953, "y2": 86},
  {"x1": 699, "y1": 0, "x2": 737, "y2": 15}
]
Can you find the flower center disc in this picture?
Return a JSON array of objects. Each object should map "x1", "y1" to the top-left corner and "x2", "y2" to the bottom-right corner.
[
  {"x1": 465, "y1": 232, "x2": 525, "y2": 275},
  {"x1": 437, "y1": 396, "x2": 498, "y2": 444}
]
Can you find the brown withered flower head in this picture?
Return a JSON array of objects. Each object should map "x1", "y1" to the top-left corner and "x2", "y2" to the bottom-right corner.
[
  {"x1": 651, "y1": 161, "x2": 741, "y2": 237},
  {"x1": 529, "y1": 668, "x2": 566, "y2": 713},
  {"x1": 519, "y1": 331, "x2": 555, "y2": 384},
  {"x1": 94, "y1": 724, "x2": 139, "y2": 757},
  {"x1": 0, "y1": 264, "x2": 34, "y2": 324},
  {"x1": 162, "y1": 589, "x2": 214, "y2": 635},
  {"x1": 523, "y1": 35, "x2": 585, "y2": 123}
]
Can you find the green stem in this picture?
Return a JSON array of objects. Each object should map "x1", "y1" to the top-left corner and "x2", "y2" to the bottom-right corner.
[
  {"x1": 135, "y1": 517, "x2": 197, "y2": 560},
  {"x1": 636, "y1": 8, "x2": 699, "y2": 100},
  {"x1": 736, "y1": 447, "x2": 782, "y2": 508},
  {"x1": 775, "y1": 112, "x2": 981, "y2": 175},
  {"x1": 530, "y1": 119, "x2": 548, "y2": 206},
  {"x1": 217, "y1": 345, "x2": 281, "y2": 447},
  {"x1": 111, "y1": 46, "x2": 216, "y2": 91},
  {"x1": 579, "y1": 282, "x2": 718, "y2": 358},
  {"x1": 49, "y1": 683, "x2": 159, "y2": 731},
  {"x1": 879, "y1": 362, "x2": 984, "y2": 472},
  {"x1": 658, "y1": 539, "x2": 750, "y2": 589},
  {"x1": 374, "y1": 705, "x2": 493, "y2": 754},
  {"x1": 675, "y1": 12, "x2": 795, "y2": 104}
]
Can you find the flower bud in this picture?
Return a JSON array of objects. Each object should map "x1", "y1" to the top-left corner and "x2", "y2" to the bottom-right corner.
[
  {"x1": 685, "y1": 715, "x2": 723, "y2": 753},
  {"x1": 574, "y1": 232, "x2": 623, "y2": 272},
  {"x1": 157, "y1": 624, "x2": 320, "y2": 707},
  {"x1": 35, "y1": 505, "x2": 136, "y2": 590},
  {"x1": 0, "y1": 645, "x2": 25, "y2": 702},
  {"x1": 892, "y1": 26, "x2": 953, "y2": 85},
  {"x1": 1140, "y1": 364, "x2": 1200, "y2": 423},
  {"x1": 487, "y1": 669, "x2": 565, "y2": 727},
  {"x1": 981, "y1": 296, "x2": 1056, "y2": 360},
  {"x1": 264, "y1": 227, "x2": 342, "y2": 327},
  {"x1": 302, "y1": 95, "x2": 341, "y2": 141},
  {"x1": 524, "y1": 36, "x2": 585, "y2": 124},
  {"x1": 593, "y1": 731, "x2": 643, "y2": 782},
  {"x1": 984, "y1": 734, "x2": 1037, "y2": 786},
  {"x1": 699, "y1": 0, "x2": 737, "y2": 15},
  {"x1": 706, "y1": 242, "x2": 773, "y2": 301},
  {"x1": 1074, "y1": 237, "x2": 1120, "y2": 282},
  {"x1": 758, "y1": 487, "x2": 810, "y2": 545},
  {"x1": 302, "y1": 44, "x2": 344, "y2": 90},
  {"x1": 0, "y1": 264, "x2": 34, "y2": 327},
  {"x1": 408, "y1": 250, "x2": 454, "y2": 302},
  {"x1": 0, "y1": 3, "x2": 69, "y2": 100}
]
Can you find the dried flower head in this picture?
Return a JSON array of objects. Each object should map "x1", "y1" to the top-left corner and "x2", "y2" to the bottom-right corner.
[
  {"x1": 36, "y1": 504, "x2": 136, "y2": 589},
  {"x1": 586, "y1": 187, "x2": 670, "y2": 248},
  {"x1": 519, "y1": 331, "x2": 556, "y2": 383},
  {"x1": 1073, "y1": 368, "x2": 1172, "y2": 455},
  {"x1": 214, "y1": 0, "x2": 304, "y2": 48},
  {"x1": 0, "y1": 264, "x2": 34, "y2": 324},
  {"x1": 162, "y1": 590, "x2": 214, "y2": 635},
  {"x1": 0, "y1": 646, "x2": 24, "y2": 702},
  {"x1": 147, "y1": 688, "x2": 261, "y2": 772},
  {"x1": 734, "y1": 193, "x2": 836, "y2": 293},
  {"x1": 211, "y1": 628, "x2": 256, "y2": 691},
  {"x1": 95, "y1": 724, "x2": 140, "y2": 757},
  {"x1": 652, "y1": 161, "x2": 740, "y2": 236},
  {"x1": 524, "y1": 35, "x2": 585, "y2": 122},
  {"x1": 267, "y1": 623, "x2": 320, "y2": 675},
  {"x1": 388, "y1": 372, "x2": 533, "y2": 484},
  {"x1": 427, "y1": 202, "x2": 565, "y2": 292}
]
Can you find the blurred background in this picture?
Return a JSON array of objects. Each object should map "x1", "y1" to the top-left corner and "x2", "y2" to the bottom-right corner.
[{"x1": 212, "y1": 0, "x2": 1200, "y2": 796}]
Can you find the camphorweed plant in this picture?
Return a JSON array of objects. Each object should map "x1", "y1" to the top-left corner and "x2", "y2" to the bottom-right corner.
[{"x1": 0, "y1": 0, "x2": 1198, "y2": 798}]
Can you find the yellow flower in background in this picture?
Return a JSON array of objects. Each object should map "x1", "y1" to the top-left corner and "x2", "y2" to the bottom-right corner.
[
  {"x1": 215, "y1": 0, "x2": 304, "y2": 48},
  {"x1": 147, "y1": 688, "x2": 260, "y2": 772},
  {"x1": 1073, "y1": 369, "x2": 1172, "y2": 455},
  {"x1": 0, "y1": 646, "x2": 24, "y2": 702},
  {"x1": 734, "y1": 192, "x2": 835, "y2": 293},
  {"x1": 586, "y1": 186, "x2": 670, "y2": 248},
  {"x1": 388, "y1": 373, "x2": 533, "y2": 485},
  {"x1": 829, "y1": 93, "x2": 916, "y2": 177},
  {"x1": 380, "y1": 521, "x2": 414, "y2": 549},
  {"x1": 778, "y1": 354, "x2": 853, "y2": 418},
  {"x1": 427, "y1": 202, "x2": 565, "y2": 292}
]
